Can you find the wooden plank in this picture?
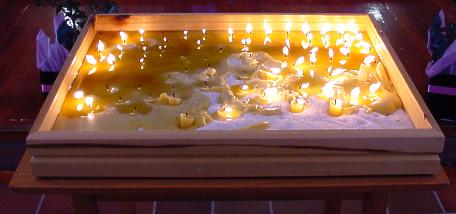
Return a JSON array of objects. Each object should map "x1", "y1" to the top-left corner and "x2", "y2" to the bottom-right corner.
[
  {"x1": 10, "y1": 151, "x2": 449, "y2": 197},
  {"x1": 94, "y1": 13, "x2": 370, "y2": 31},
  {"x1": 29, "y1": 153, "x2": 440, "y2": 177},
  {"x1": 27, "y1": 128, "x2": 444, "y2": 153}
]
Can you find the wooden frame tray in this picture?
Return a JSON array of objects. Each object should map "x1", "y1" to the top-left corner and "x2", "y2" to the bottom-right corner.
[{"x1": 27, "y1": 14, "x2": 444, "y2": 178}]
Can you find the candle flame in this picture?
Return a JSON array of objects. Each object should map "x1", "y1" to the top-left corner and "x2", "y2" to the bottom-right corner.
[
  {"x1": 301, "y1": 23, "x2": 310, "y2": 35},
  {"x1": 282, "y1": 46, "x2": 289, "y2": 56},
  {"x1": 116, "y1": 45, "x2": 123, "y2": 52},
  {"x1": 330, "y1": 68, "x2": 346, "y2": 76},
  {"x1": 335, "y1": 98, "x2": 343, "y2": 107},
  {"x1": 224, "y1": 106, "x2": 233, "y2": 113},
  {"x1": 139, "y1": 28, "x2": 145, "y2": 35},
  {"x1": 340, "y1": 47, "x2": 350, "y2": 56},
  {"x1": 295, "y1": 98, "x2": 305, "y2": 106},
  {"x1": 119, "y1": 31, "x2": 127, "y2": 43},
  {"x1": 74, "y1": 90, "x2": 84, "y2": 99},
  {"x1": 245, "y1": 23, "x2": 253, "y2": 34},
  {"x1": 310, "y1": 52, "x2": 317, "y2": 64},
  {"x1": 84, "y1": 96, "x2": 94, "y2": 107},
  {"x1": 76, "y1": 104, "x2": 83, "y2": 111},
  {"x1": 369, "y1": 82, "x2": 381, "y2": 94},
  {"x1": 228, "y1": 28, "x2": 233, "y2": 35},
  {"x1": 351, "y1": 87, "x2": 360, "y2": 98},
  {"x1": 97, "y1": 40, "x2": 105, "y2": 53},
  {"x1": 310, "y1": 47, "x2": 319, "y2": 53},
  {"x1": 296, "y1": 69, "x2": 303, "y2": 76},
  {"x1": 300, "y1": 82, "x2": 310, "y2": 89},
  {"x1": 310, "y1": 70, "x2": 315, "y2": 78},
  {"x1": 184, "y1": 30, "x2": 188, "y2": 36},
  {"x1": 307, "y1": 33, "x2": 313, "y2": 42},
  {"x1": 85, "y1": 55, "x2": 97, "y2": 65},
  {"x1": 339, "y1": 60, "x2": 347, "y2": 65},
  {"x1": 294, "y1": 56, "x2": 305, "y2": 66},
  {"x1": 264, "y1": 87, "x2": 278, "y2": 97},
  {"x1": 264, "y1": 21, "x2": 272, "y2": 34},
  {"x1": 364, "y1": 55, "x2": 376, "y2": 64},
  {"x1": 108, "y1": 65, "x2": 115, "y2": 72},
  {"x1": 107, "y1": 54, "x2": 116, "y2": 65},
  {"x1": 320, "y1": 23, "x2": 330, "y2": 35},
  {"x1": 285, "y1": 20, "x2": 292, "y2": 33},
  {"x1": 301, "y1": 40, "x2": 310, "y2": 49},
  {"x1": 271, "y1": 67, "x2": 281, "y2": 74},
  {"x1": 241, "y1": 85, "x2": 249, "y2": 90},
  {"x1": 202, "y1": 29, "x2": 206, "y2": 35},
  {"x1": 285, "y1": 38, "x2": 291, "y2": 49},
  {"x1": 88, "y1": 67, "x2": 97, "y2": 75},
  {"x1": 337, "y1": 24, "x2": 345, "y2": 35},
  {"x1": 329, "y1": 48, "x2": 334, "y2": 60}
]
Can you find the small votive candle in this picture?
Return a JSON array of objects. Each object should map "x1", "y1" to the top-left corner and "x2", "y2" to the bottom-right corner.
[
  {"x1": 290, "y1": 97, "x2": 306, "y2": 113},
  {"x1": 179, "y1": 113, "x2": 194, "y2": 129},
  {"x1": 217, "y1": 105, "x2": 234, "y2": 121},
  {"x1": 329, "y1": 98, "x2": 344, "y2": 117}
]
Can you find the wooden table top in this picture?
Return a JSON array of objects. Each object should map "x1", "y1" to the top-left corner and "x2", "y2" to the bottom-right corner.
[
  {"x1": 9, "y1": 151, "x2": 449, "y2": 200},
  {"x1": 1, "y1": 1, "x2": 456, "y2": 141}
]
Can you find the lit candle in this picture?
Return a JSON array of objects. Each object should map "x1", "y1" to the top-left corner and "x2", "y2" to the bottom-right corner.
[
  {"x1": 217, "y1": 105, "x2": 235, "y2": 121},
  {"x1": 233, "y1": 84, "x2": 251, "y2": 97},
  {"x1": 202, "y1": 29, "x2": 207, "y2": 40},
  {"x1": 84, "y1": 96, "x2": 94, "y2": 108},
  {"x1": 263, "y1": 21, "x2": 272, "y2": 45},
  {"x1": 74, "y1": 90, "x2": 84, "y2": 99},
  {"x1": 328, "y1": 48, "x2": 334, "y2": 62},
  {"x1": 245, "y1": 23, "x2": 253, "y2": 38},
  {"x1": 227, "y1": 28, "x2": 234, "y2": 43},
  {"x1": 329, "y1": 98, "x2": 344, "y2": 117},
  {"x1": 183, "y1": 30, "x2": 188, "y2": 40},
  {"x1": 159, "y1": 93, "x2": 181, "y2": 106},
  {"x1": 139, "y1": 29, "x2": 145, "y2": 44},
  {"x1": 106, "y1": 53, "x2": 116, "y2": 65},
  {"x1": 85, "y1": 55, "x2": 97, "y2": 65},
  {"x1": 290, "y1": 97, "x2": 306, "y2": 113},
  {"x1": 310, "y1": 52, "x2": 317, "y2": 66},
  {"x1": 97, "y1": 40, "x2": 105, "y2": 55},
  {"x1": 179, "y1": 113, "x2": 194, "y2": 129},
  {"x1": 369, "y1": 82, "x2": 381, "y2": 95},
  {"x1": 320, "y1": 23, "x2": 330, "y2": 37},
  {"x1": 259, "y1": 87, "x2": 278, "y2": 104},
  {"x1": 285, "y1": 20, "x2": 292, "y2": 39},
  {"x1": 301, "y1": 22, "x2": 310, "y2": 37},
  {"x1": 350, "y1": 87, "x2": 360, "y2": 105},
  {"x1": 119, "y1": 31, "x2": 127, "y2": 45},
  {"x1": 282, "y1": 46, "x2": 289, "y2": 58},
  {"x1": 358, "y1": 55, "x2": 376, "y2": 81},
  {"x1": 294, "y1": 56, "x2": 305, "y2": 67},
  {"x1": 336, "y1": 24, "x2": 345, "y2": 37}
]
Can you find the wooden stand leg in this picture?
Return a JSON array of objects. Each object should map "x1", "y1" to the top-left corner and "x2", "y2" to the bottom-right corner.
[
  {"x1": 327, "y1": 199, "x2": 342, "y2": 214},
  {"x1": 72, "y1": 194, "x2": 99, "y2": 214},
  {"x1": 363, "y1": 192, "x2": 388, "y2": 214}
]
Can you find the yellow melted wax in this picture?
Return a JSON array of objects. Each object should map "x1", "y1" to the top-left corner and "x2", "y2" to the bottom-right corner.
[{"x1": 53, "y1": 30, "x2": 403, "y2": 130}]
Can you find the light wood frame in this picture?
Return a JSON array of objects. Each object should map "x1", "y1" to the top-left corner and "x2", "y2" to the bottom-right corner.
[{"x1": 26, "y1": 14, "x2": 444, "y2": 177}]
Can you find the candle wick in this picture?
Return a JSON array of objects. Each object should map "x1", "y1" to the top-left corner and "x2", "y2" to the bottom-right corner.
[
  {"x1": 185, "y1": 112, "x2": 188, "y2": 117},
  {"x1": 172, "y1": 92, "x2": 175, "y2": 97},
  {"x1": 205, "y1": 80, "x2": 208, "y2": 87}
]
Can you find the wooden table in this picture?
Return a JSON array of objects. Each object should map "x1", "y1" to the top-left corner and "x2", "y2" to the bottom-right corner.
[{"x1": 9, "y1": 151, "x2": 449, "y2": 214}]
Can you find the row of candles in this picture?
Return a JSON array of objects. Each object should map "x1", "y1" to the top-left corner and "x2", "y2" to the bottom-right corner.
[{"x1": 76, "y1": 22, "x2": 384, "y2": 128}]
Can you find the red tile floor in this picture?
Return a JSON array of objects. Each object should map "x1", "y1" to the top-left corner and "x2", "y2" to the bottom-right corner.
[{"x1": 2, "y1": 167, "x2": 456, "y2": 214}]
